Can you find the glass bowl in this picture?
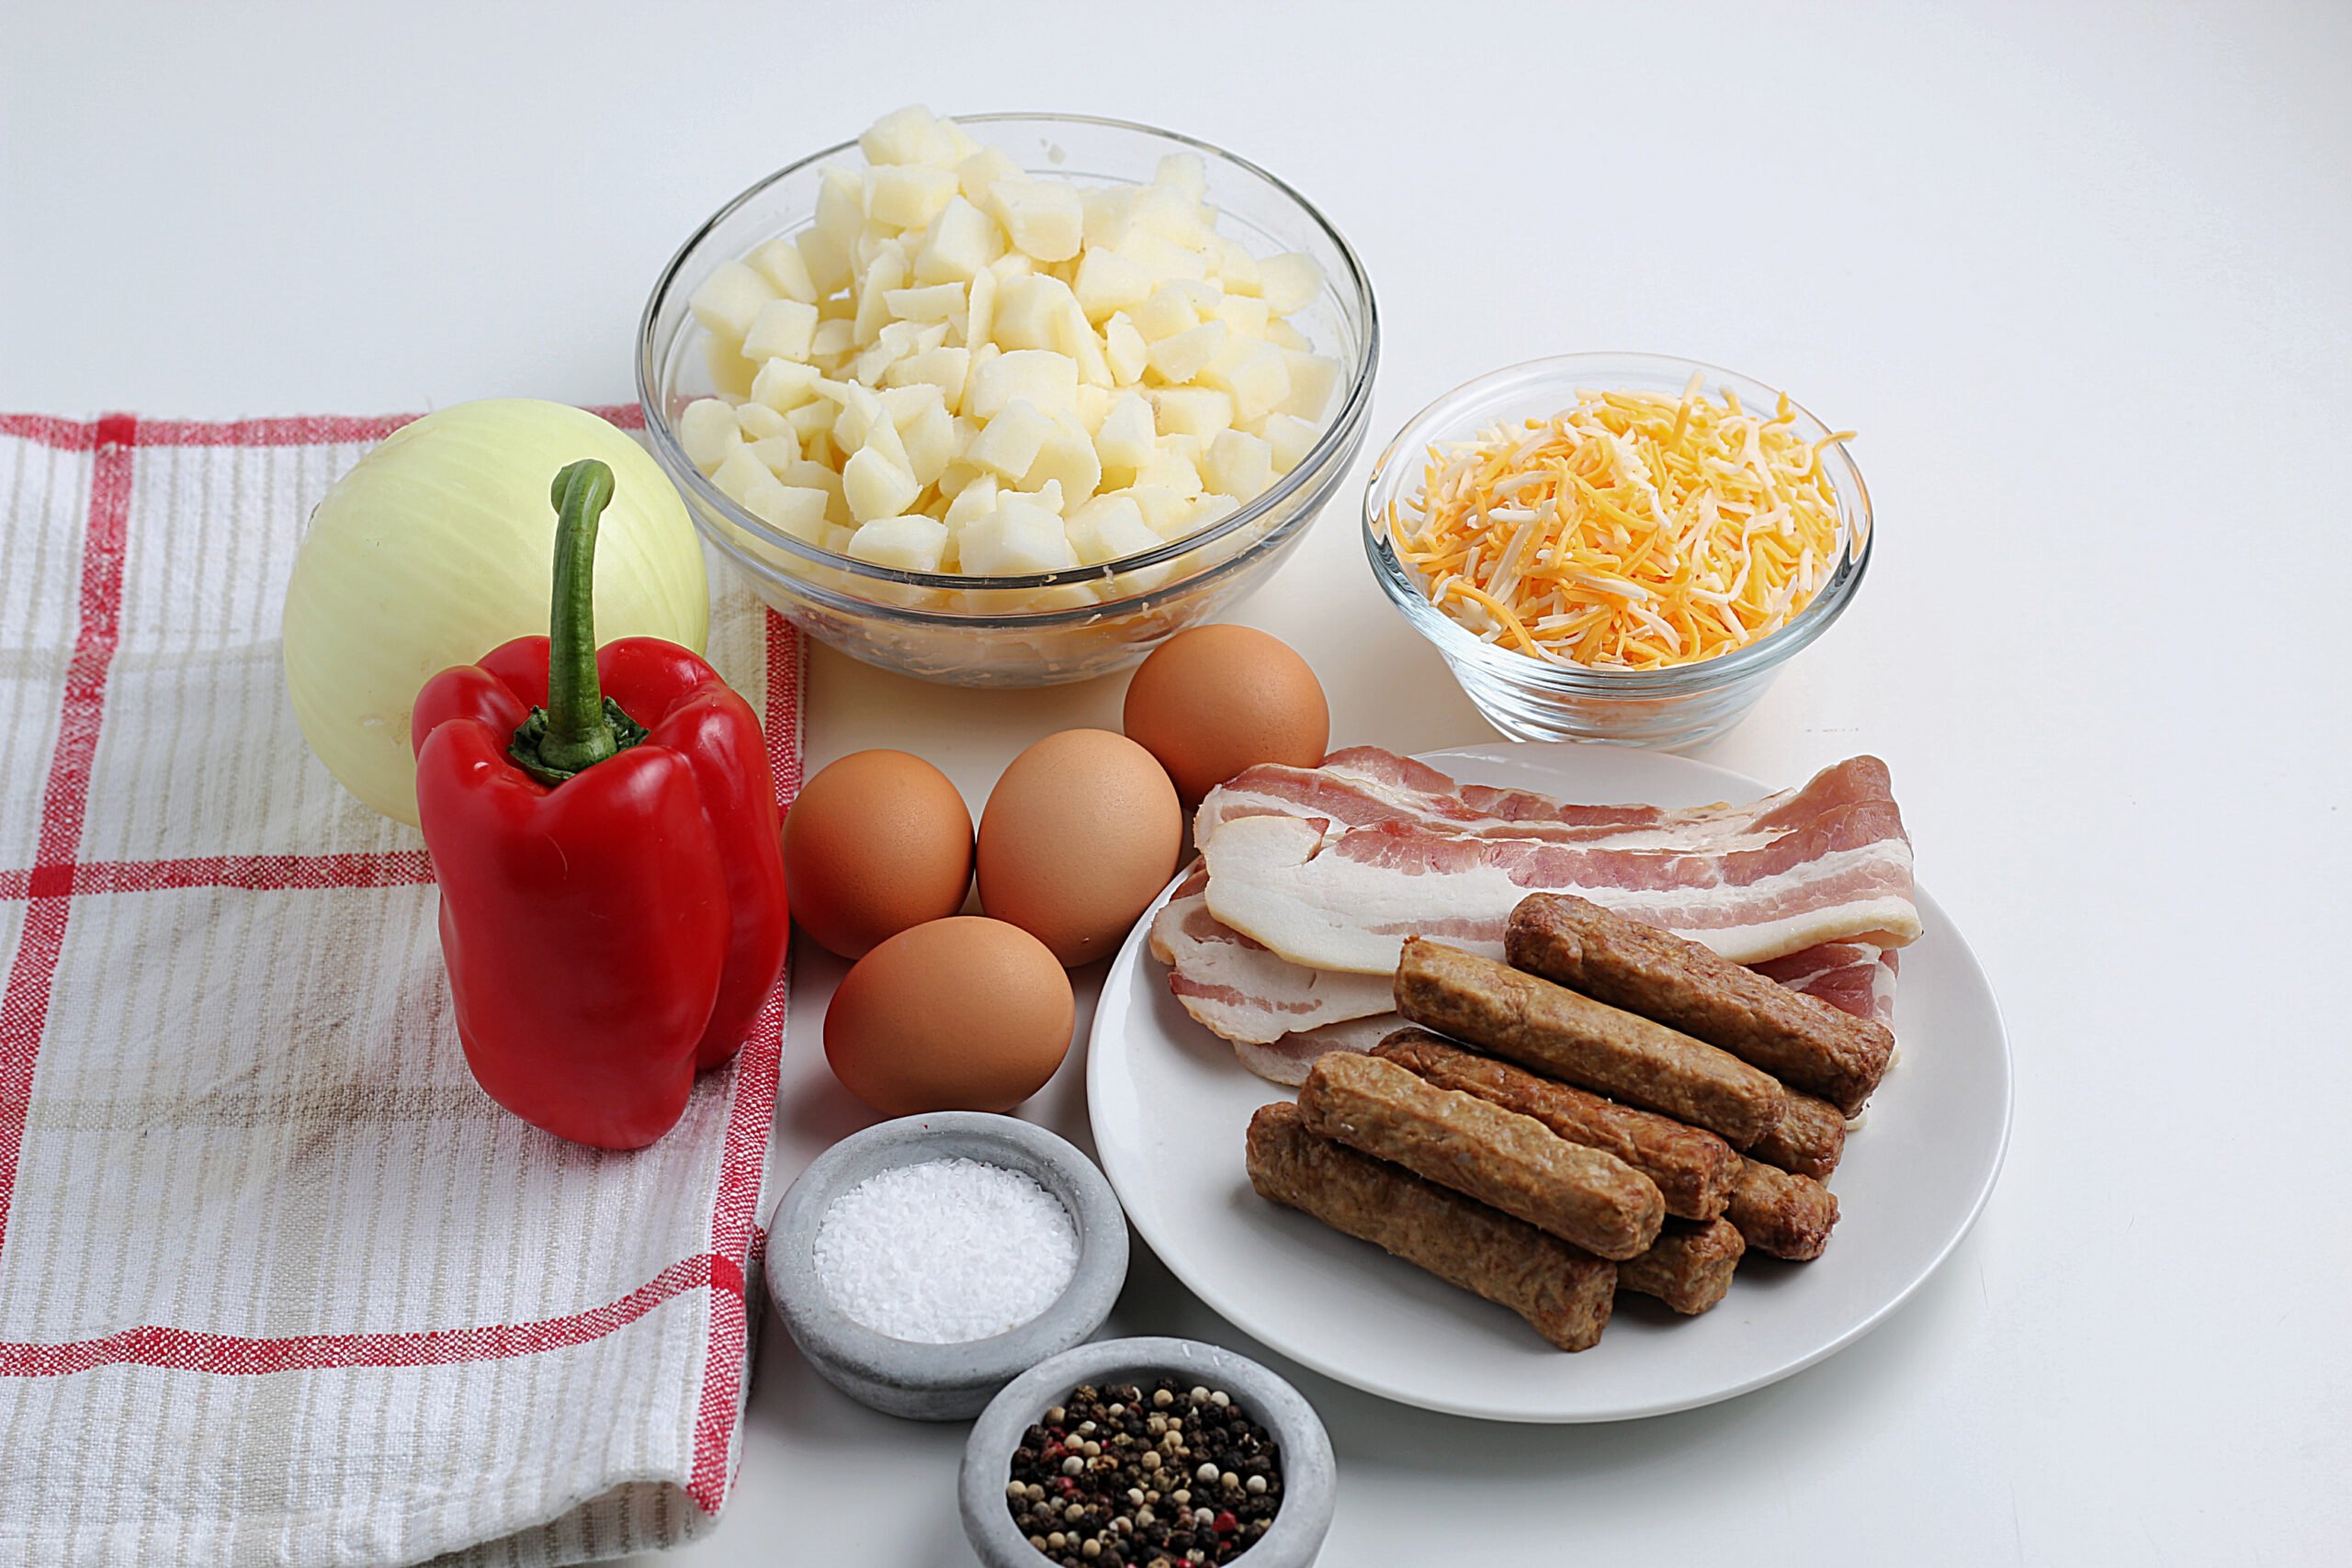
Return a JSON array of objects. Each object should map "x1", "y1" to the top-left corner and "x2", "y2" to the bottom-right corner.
[
  {"x1": 639, "y1": 112, "x2": 1379, "y2": 687},
  {"x1": 1363, "y1": 352, "x2": 1871, "y2": 750}
]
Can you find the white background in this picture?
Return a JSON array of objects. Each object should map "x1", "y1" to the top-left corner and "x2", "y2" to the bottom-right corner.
[{"x1": 6, "y1": 2, "x2": 2347, "y2": 1563}]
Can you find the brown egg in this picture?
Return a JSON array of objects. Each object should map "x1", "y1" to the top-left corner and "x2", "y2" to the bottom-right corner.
[
  {"x1": 824, "y1": 917, "x2": 1073, "y2": 1114},
  {"x1": 977, "y1": 728, "x2": 1182, "y2": 967},
  {"x1": 1122, "y1": 625, "x2": 1330, "y2": 805},
  {"x1": 783, "y1": 750, "x2": 973, "y2": 960}
]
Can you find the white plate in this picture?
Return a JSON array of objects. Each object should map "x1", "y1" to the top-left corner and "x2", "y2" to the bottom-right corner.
[{"x1": 1087, "y1": 742, "x2": 2012, "y2": 1423}]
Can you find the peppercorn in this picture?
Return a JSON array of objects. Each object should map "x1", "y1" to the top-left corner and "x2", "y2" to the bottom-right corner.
[{"x1": 1004, "y1": 1377, "x2": 1284, "y2": 1565}]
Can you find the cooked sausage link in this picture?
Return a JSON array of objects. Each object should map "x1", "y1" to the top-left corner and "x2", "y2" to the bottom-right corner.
[
  {"x1": 1245, "y1": 1102, "x2": 1617, "y2": 1351},
  {"x1": 1394, "y1": 938, "x2": 1788, "y2": 1149},
  {"x1": 1298, "y1": 1052, "x2": 1664, "y2": 1260},
  {"x1": 1373, "y1": 1030, "x2": 1741, "y2": 1222},
  {"x1": 1617, "y1": 1218, "x2": 1746, "y2": 1315},
  {"x1": 1507, "y1": 894, "x2": 1895, "y2": 1115},
  {"x1": 1749, "y1": 1091, "x2": 1847, "y2": 1180},
  {"x1": 1726, "y1": 1157, "x2": 1840, "y2": 1260}
]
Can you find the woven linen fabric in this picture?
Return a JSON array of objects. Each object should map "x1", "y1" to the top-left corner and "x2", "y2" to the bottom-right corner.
[{"x1": 0, "y1": 412, "x2": 803, "y2": 1566}]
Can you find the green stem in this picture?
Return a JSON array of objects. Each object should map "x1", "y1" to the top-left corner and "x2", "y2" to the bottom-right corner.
[{"x1": 508, "y1": 460, "x2": 647, "y2": 786}]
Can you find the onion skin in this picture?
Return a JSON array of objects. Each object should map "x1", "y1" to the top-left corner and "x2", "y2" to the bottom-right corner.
[{"x1": 282, "y1": 400, "x2": 708, "y2": 825}]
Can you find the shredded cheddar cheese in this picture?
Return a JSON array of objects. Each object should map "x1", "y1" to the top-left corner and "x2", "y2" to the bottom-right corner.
[{"x1": 1387, "y1": 375, "x2": 1858, "y2": 670}]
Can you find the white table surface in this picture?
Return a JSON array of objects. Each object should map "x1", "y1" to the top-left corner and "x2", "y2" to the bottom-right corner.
[{"x1": 6, "y1": 3, "x2": 2346, "y2": 1562}]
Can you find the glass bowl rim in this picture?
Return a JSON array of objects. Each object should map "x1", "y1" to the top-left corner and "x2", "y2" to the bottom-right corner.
[
  {"x1": 636, "y1": 109, "x2": 1382, "y2": 600},
  {"x1": 1361, "y1": 349, "x2": 1872, "y2": 694}
]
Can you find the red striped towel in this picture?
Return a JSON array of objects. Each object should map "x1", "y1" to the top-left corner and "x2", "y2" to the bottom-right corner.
[{"x1": 0, "y1": 412, "x2": 801, "y2": 1564}]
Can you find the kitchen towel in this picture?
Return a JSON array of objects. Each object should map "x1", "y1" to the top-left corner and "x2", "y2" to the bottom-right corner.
[{"x1": 0, "y1": 411, "x2": 801, "y2": 1565}]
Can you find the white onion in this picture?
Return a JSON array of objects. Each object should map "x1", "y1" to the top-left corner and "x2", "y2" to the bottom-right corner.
[{"x1": 283, "y1": 400, "x2": 709, "y2": 825}]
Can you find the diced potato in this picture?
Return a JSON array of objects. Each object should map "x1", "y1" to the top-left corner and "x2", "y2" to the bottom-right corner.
[
  {"x1": 1070, "y1": 247, "x2": 1152, "y2": 322},
  {"x1": 816, "y1": 165, "x2": 867, "y2": 243},
  {"x1": 679, "y1": 398, "x2": 743, "y2": 471},
  {"x1": 843, "y1": 447, "x2": 922, "y2": 522},
  {"x1": 785, "y1": 400, "x2": 838, "y2": 446},
  {"x1": 743, "y1": 298, "x2": 820, "y2": 363},
  {"x1": 1071, "y1": 328, "x2": 1113, "y2": 389},
  {"x1": 1074, "y1": 383, "x2": 1113, "y2": 434},
  {"x1": 1114, "y1": 230, "x2": 1209, "y2": 282},
  {"x1": 689, "y1": 260, "x2": 777, "y2": 341},
  {"x1": 900, "y1": 401, "x2": 957, "y2": 486},
  {"x1": 1261, "y1": 412, "x2": 1320, "y2": 475},
  {"x1": 711, "y1": 446, "x2": 774, "y2": 506},
  {"x1": 784, "y1": 457, "x2": 846, "y2": 498},
  {"x1": 956, "y1": 145, "x2": 1020, "y2": 205},
  {"x1": 847, "y1": 514, "x2": 950, "y2": 571},
  {"x1": 821, "y1": 524, "x2": 858, "y2": 553},
  {"x1": 878, "y1": 382, "x2": 946, "y2": 428},
  {"x1": 1198, "y1": 338, "x2": 1291, "y2": 424},
  {"x1": 884, "y1": 345, "x2": 972, "y2": 411},
  {"x1": 752, "y1": 357, "x2": 824, "y2": 412},
  {"x1": 1210, "y1": 292, "x2": 1271, "y2": 339},
  {"x1": 988, "y1": 176, "x2": 1084, "y2": 263},
  {"x1": 1180, "y1": 492, "x2": 1243, "y2": 537},
  {"x1": 1146, "y1": 321, "x2": 1228, "y2": 385},
  {"x1": 809, "y1": 319, "x2": 857, "y2": 362},
  {"x1": 1258, "y1": 252, "x2": 1325, "y2": 315},
  {"x1": 1066, "y1": 494, "x2": 1159, "y2": 566},
  {"x1": 749, "y1": 483, "x2": 831, "y2": 544},
  {"x1": 734, "y1": 401, "x2": 790, "y2": 440},
  {"x1": 944, "y1": 473, "x2": 1000, "y2": 527},
  {"x1": 1131, "y1": 284, "x2": 1202, "y2": 344},
  {"x1": 1149, "y1": 387, "x2": 1236, "y2": 442},
  {"x1": 1125, "y1": 484, "x2": 1193, "y2": 536},
  {"x1": 749, "y1": 238, "x2": 819, "y2": 303},
  {"x1": 1080, "y1": 186, "x2": 1133, "y2": 249},
  {"x1": 1155, "y1": 152, "x2": 1207, "y2": 201},
  {"x1": 881, "y1": 281, "x2": 966, "y2": 324},
  {"x1": 966, "y1": 398, "x2": 1055, "y2": 479},
  {"x1": 1134, "y1": 444, "x2": 1204, "y2": 498},
  {"x1": 967, "y1": 350, "x2": 1080, "y2": 420},
  {"x1": 1024, "y1": 421, "x2": 1102, "y2": 507},
  {"x1": 1280, "y1": 350, "x2": 1343, "y2": 421},
  {"x1": 989, "y1": 251, "x2": 1035, "y2": 283},
  {"x1": 860, "y1": 105, "x2": 961, "y2": 167},
  {"x1": 865, "y1": 164, "x2": 960, "y2": 229},
  {"x1": 1204, "y1": 429, "x2": 1276, "y2": 500},
  {"x1": 1129, "y1": 182, "x2": 1205, "y2": 250},
  {"x1": 853, "y1": 246, "x2": 908, "y2": 346},
  {"x1": 1211, "y1": 236, "x2": 1261, "y2": 295},
  {"x1": 991, "y1": 274, "x2": 1084, "y2": 352},
  {"x1": 965, "y1": 266, "x2": 999, "y2": 351},
  {"x1": 1012, "y1": 479, "x2": 1065, "y2": 515},
  {"x1": 959, "y1": 494, "x2": 1078, "y2": 575},
  {"x1": 746, "y1": 435, "x2": 798, "y2": 476},
  {"x1": 1103, "y1": 313, "x2": 1148, "y2": 385},
  {"x1": 1093, "y1": 392, "x2": 1156, "y2": 476},
  {"x1": 797, "y1": 228, "x2": 854, "y2": 298},
  {"x1": 1263, "y1": 318, "x2": 1312, "y2": 353},
  {"x1": 697, "y1": 334, "x2": 752, "y2": 396},
  {"x1": 912, "y1": 196, "x2": 1003, "y2": 284}
]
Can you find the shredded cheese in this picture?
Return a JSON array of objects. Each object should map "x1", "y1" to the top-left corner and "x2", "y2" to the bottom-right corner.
[{"x1": 1387, "y1": 374, "x2": 1857, "y2": 670}]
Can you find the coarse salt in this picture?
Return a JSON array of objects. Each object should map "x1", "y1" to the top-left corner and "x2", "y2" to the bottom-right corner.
[{"x1": 812, "y1": 1157, "x2": 1079, "y2": 1344}]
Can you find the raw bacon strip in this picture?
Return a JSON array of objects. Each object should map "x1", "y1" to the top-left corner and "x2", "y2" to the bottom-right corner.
[
  {"x1": 1749, "y1": 942, "x2": 1900, "y2": 1030},
  {"x1": 1202, "y1": 759, "x2": 1917, "y2": 976},
  {"x1": 1147, "y1": 866, "x2": 1390, "y2": 1046}
]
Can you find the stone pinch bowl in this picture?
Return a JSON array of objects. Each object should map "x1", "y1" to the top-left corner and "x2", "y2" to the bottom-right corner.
[
  {"x1": 763, "y1": 1111, "x2": 1130, "y2": 1421},
  {"x1": 959, "y1": 1336, "x2": 1338, "y2": 1568}
]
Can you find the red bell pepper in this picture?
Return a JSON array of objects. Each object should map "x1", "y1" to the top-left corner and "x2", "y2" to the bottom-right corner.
[{"x1": 410, "y1": 459, "x2": 788, "y2": 1149}]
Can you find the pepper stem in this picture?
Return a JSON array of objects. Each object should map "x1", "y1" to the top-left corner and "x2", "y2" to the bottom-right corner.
[{"x1": 508, "y1": 460, "x2": 649, "y2": 787}]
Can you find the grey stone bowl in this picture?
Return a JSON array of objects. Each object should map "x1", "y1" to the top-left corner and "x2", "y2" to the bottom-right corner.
[
  {"x1": 763, "y1": 1111, "x2": 1129, "y2": 1421},
  {"x1": 958, "y1": 1336, "x2": 1337, "y2": 1568}
]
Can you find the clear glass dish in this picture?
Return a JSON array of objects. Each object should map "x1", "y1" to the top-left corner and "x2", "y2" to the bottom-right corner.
[
  {"x1": 638, "y1": 113, "x2": 1379, "y2": 687},
  {"x1": 1363, "y1": 352, "x2": 1871, "y2": 751}
]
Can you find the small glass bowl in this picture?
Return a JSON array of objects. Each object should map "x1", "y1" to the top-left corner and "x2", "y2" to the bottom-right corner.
[
  {"x1": 639, "y1": 112, "x2": 1379, "y2": 688},
  {"x1": 1363, "y1": 352, "x2": 1871, "y2": 751}
]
